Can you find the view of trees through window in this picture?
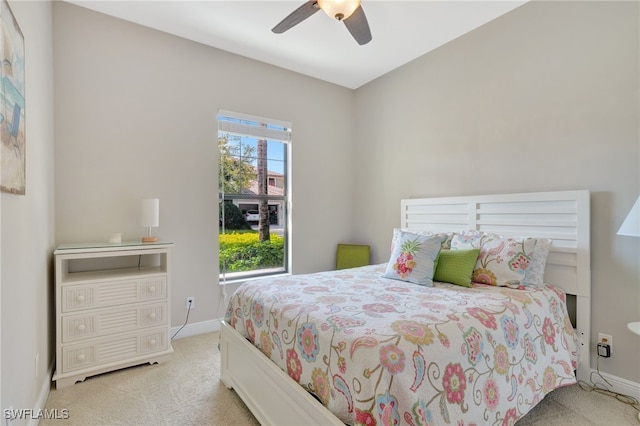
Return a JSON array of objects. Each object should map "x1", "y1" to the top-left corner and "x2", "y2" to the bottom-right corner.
[{"x1": 218, "y1": 112, "x2": 290, "y2": 281}]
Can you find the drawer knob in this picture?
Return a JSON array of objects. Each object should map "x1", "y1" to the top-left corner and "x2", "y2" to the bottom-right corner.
[
  {"x1": 77, "y1": 354, "x2": 85, "y2": 361},
  {"x1": 149, "y1": 339, "x2": 157, "y2": 346},
  {"x1": 149, "y1": 286, "x2": 156, "y2": 293},
  {"x1": 78, "y1": 324, "x2": 86, "y2": 331},
  {"x1": 149, "y1": 313, "x2": 157, "y2": 320},
  {"x1": 77, "y1": 295, "x2": 85, "y2": 302}
]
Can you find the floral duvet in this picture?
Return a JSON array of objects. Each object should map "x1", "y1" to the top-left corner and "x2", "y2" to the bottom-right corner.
[{"x1": 225, "y1": 264, "x2": 579, "y2": 426}]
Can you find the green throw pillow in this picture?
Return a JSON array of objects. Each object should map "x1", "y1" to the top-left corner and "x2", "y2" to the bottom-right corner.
[{"x1": 433, "y1": 249, "x2": 481, "y2": 288}]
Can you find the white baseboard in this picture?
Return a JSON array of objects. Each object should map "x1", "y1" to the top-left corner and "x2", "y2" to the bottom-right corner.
[
  {"x1": 170, "y1": 319, "x2": 221, "y2": 340},
  {"x1": 26, "y1": 361, "x2": 54, "y2": 426},
  {"x1": 588, "y1": 369, "x2": 640, "y2": 401}
]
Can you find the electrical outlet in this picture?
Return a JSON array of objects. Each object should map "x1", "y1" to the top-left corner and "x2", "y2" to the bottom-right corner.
[
  {"x1": 598, "y1": 333, "x2": 613, "y2": 354},
  {"x1": 186, "y1": 297, "x2": 195, "y2": 310}
]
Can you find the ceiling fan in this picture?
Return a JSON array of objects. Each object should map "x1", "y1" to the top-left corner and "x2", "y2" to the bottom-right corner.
[{"x1": 272, "y1": 0, "x2": 372, "y2": 45}]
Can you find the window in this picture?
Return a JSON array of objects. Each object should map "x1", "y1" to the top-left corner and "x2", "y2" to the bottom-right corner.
[{"x1": 217, "y1": 110, "x2": 291, "y2": 282}]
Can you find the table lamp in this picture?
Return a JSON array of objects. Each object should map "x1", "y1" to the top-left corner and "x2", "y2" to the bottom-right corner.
[{"x1": 141, "y1": 198, "x2": 159, "y2": 243}]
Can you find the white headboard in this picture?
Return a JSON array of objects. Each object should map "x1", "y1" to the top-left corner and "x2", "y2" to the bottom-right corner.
[{"x1": 400, "y1": 190, "x2": 591, "y2": 379}]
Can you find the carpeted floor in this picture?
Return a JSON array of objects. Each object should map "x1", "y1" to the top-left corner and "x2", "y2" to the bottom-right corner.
[{"x1": 42, "y1": 332, "x2": 639, "y2": 425}]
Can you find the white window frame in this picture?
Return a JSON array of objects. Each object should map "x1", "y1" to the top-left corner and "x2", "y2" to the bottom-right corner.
[{"x1": 217, "y1": 110, "x2": 291, "y2": 284}]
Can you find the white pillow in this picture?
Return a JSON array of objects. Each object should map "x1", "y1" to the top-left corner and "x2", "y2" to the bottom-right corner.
[
  {"x1": 399, "y1": 228, "x2": 455, "y2": 249},
  {"x1": 523, "y1": 238, "x2": 552, "y2": 286}
]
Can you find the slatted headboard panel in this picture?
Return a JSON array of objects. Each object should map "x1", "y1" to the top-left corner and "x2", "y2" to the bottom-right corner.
[{"x1": 400, "y1": 190, "x2": 591, "y2": 380}]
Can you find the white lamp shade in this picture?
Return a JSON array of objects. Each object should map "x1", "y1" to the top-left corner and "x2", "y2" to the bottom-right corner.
[
  {"x1": 141, "y1": 198, "x2": 160, "y2": 228},
  {"x1": 317, "y1": 0, "x2": 361, "y2": 20},
  {"x1": 617, "y1": 196, "x2": 640, "y2": 237}
]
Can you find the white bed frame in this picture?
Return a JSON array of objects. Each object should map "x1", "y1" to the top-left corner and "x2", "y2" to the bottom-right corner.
[{"x1": 220, "y1": 190, "x2": 591, "y2": 425}]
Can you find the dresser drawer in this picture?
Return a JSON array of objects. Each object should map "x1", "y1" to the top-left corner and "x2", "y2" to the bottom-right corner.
[
  {"x1": 61, "y1": 276, "x2": 166, "y2": 312},
  {"x1": 61, "y1": 327, "x2": 169, "y2": 373},
  {"x1": 62, "y1": 302, "x2": 167, "y2": 343}
]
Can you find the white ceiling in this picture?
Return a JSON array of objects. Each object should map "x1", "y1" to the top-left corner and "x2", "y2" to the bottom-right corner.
[{"x1": 64, "y1": 0, "x2": 527, "y2": 89}]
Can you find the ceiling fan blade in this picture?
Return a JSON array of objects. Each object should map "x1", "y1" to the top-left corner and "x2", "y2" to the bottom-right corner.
[
  {"x1": 272, "y1": 1, "x2": 320, "y2": 34},
  {"x1": 343, "y1": 5, "x2": 372, "y2": 45}
]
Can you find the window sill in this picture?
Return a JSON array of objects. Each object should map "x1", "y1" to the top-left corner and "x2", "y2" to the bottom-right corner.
[{"x1": 219, "y1": 268, "x2": 290, "y2": 285}]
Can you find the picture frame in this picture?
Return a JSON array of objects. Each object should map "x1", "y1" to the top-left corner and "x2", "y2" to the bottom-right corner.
[{"x1": 0, "y1": 0, "x2": 25, "y2": 195}]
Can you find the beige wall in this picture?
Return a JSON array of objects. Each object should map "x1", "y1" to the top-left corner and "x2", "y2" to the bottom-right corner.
[
  {"x1": 1, "y1": 0, "x2": 55, "y2": 417},
  {"x1": 52, "y1": 2, "x2": 356, "y2": 328},
  {"x1": 353, "y1": 1, "x2": 640, "y2": 382}
]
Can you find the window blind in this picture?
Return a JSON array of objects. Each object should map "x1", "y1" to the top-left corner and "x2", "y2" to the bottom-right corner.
[{"x1": 217, "y1": 110, "x2": 292, "y2": 142}]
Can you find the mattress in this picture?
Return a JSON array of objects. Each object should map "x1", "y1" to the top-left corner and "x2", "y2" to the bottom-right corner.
[{"x1": 225, "y1": 264, "x2": 579, "y2": 425}]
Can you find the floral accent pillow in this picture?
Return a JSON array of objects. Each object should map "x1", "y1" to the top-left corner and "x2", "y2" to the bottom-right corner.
[
  {"x1": 383, "y1": 229, "x2": 445, "y2": 286},
  {"x1": 451, "y1": 231, "x2": 537, "y2": 287}
]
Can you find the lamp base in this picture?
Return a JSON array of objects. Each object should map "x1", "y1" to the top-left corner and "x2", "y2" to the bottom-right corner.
[{"x1": 142, "y1": 236, "x2": 158, "y2": 243}]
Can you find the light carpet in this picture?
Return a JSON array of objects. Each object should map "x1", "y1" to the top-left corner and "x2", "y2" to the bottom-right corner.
[{"x1": 42, "y1": 332, "x2": 639, "y2": 425}]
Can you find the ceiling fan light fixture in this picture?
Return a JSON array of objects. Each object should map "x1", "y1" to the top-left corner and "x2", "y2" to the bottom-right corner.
[{"x1": 317, "y1": 0, "x2": 361, "y2": 21}]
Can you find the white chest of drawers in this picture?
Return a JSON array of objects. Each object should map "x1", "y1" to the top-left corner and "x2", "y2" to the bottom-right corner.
[{"x1": 53, "y1": 242, "x2": 174, "y2": 388}]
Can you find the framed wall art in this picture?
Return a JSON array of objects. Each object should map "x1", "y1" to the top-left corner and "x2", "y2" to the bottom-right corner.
[{"x1": 0, "y1": 0, "x2": 25, "y2": 195}]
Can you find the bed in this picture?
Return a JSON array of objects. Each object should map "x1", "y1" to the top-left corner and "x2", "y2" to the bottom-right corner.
[{"x1": 220, "y1": 190, "x2": 591, "y2": 425}]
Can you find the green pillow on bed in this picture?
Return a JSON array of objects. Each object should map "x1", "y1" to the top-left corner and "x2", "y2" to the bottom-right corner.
[{"x1": 433, "y1": 249, "x2": 480, "y2": 288}]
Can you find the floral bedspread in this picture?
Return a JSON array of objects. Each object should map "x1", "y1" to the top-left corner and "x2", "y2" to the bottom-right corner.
[{"x1": 224, "y1": 264, "x2": 579, "y2": 426}]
